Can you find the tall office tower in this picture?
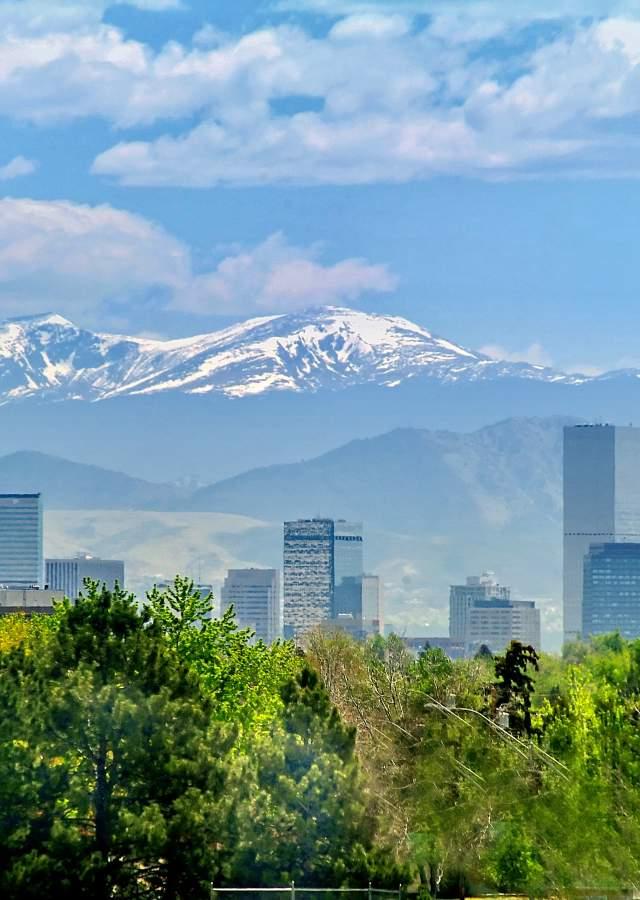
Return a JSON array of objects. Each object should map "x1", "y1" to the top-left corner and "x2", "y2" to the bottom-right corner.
[
  {"x1": 583, "y1": 543, "x2": 640, "y2": 639},
  {"x1": 449, "y1": 573, "x2": 510, "y2": 644},
  {"x1": 0, "y1": 494, "x2": 43, "y2": 589},
  {"x1": 46, "y1": 554, "x2": 125, "y2": 599},
  {"x1": 333, "y1": 520, "x2": 364, "y2": 617},
  {"x1": 362, "y1": 574, "x2": 383, "y2": 635},
  {"x1": 563, "y1": 425, "x2": 640, "y2": 643},
  {"x1": 221, "y1": 568, "x2": 281, "y2": 644},
  {"x1": 283, "y1": 518, "x2": 334, "y2": 637},
  {"x1": 466, "y1": 599, "x2": 541, "y2": 656}
]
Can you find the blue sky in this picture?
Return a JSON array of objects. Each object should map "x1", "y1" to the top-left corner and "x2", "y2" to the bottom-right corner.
[{"x1": 2, "y1": 0, "x2": 640, "y2": 372}]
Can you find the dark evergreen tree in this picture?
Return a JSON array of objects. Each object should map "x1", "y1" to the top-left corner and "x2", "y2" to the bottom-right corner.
[
  {"x1": 0, "y1": 582, "x2": 234, "y2": 899},
  {"x1": 493, "y1": 641, "x2": 539, "y2": 736}
]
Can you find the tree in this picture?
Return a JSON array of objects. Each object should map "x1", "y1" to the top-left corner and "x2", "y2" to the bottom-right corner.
[
  {"x1": 227, "y1": 666, "x2": 378, "y2": 887},
  {"x1": 0, "y1": 582, "x2": 235, "y2": 899},
  {"x1": 493, "y1": 641, "x2": 539, "y2": 736},
  {"x1": 146, "y1": 576, "x2": 300, "y2": 734}
]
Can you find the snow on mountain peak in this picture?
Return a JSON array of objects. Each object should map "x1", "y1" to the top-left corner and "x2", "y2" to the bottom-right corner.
[{"x1": 0, "y1": 305, "x2": 582, "y2": 405}]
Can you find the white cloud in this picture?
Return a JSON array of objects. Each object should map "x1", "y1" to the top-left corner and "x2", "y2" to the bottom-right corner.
[
  {"x1": 480, "y1": 342, "x2": 554, "y2": 368},
  {"x1": 187, "y1": 233, "x2": 397, "y2": 314},
  {"x1": 0, "y1": 156, "x2": 37, "y2": 180},
  {"x1": 0, "y1": 198, "x2": 190, "y2": 321},
  {"x1": 2, "y1": 6, "x2": 640, "y2": 183},
  {"x1": 0, "y1": 200, "x2": 395, "y2": 323},
  {"x1": 88, "y1": 13, "x2": 640, "y2": 185}
]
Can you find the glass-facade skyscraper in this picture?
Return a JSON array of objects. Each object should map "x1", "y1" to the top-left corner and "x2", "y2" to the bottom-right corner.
[
  {"x1": 563, "y1": 425, "x2": 640, "y2": 643},
  {"x1": 583, "y1": 543, "x2": 640, "y2": 639},
  {"x1": 0, "y1": 493, "x2": 43, "y2": 589},
  {"x1": 333, "y1": 520, "x2": 364, "y2": 618},
  {"x1": 283, "y1": 518, "x2": 366, "y2": 637},
  {"x1": 283, "y1": 519, "x2": 335, "y2": 637}
]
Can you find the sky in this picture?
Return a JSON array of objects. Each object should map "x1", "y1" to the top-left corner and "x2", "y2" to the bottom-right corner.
[{"x1": 2, "y1": 0, "x2": 640, "y2": 372}]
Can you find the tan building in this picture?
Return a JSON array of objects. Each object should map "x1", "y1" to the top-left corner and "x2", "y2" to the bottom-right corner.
[{"x1": 0, "y1": 588, "x2": 64, "y2": 615}]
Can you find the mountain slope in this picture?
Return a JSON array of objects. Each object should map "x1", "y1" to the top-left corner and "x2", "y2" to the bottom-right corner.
[
  {"x1": 0, "y1": 451, "x2": 184, "y2": 509},
  {"x1": 188, "y1": 416, "x2": 573, "y2": 529},
  {"x1": 0, "y1": 308, "x2": 581, "y2": 404}
]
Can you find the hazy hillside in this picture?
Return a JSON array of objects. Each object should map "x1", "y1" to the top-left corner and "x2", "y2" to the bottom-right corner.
[
  {"x1": 0, "y1": 451, "x2": 184, "y2": 509},
  {"x1": 188, "y1": 416, "x2": 575, "y2": 531},
  {"x1": 9, "y1": 417, "x2": 580, "y2": 649}
]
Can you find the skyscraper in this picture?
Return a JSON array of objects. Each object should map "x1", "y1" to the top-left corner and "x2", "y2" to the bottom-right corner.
[
  {"x1": 283, "y1": 518, "x2": 334, "y2": 637},
  {"x1": 583, "y1": 543, "x2": 640, "y2": 639},
  {"x1": 221, "y1": 568, "x2": 281, "y2": 644},
  {"x1": 46, "y1": 554, "x2": 125, "y2": 598},
  {"x1": 563, "y1": 425, "x2": 640, "y2": 643},
  {"x1": 333, "y1": 520, "x2": 364, "y2": 618},
  {"x1": 0, "y1": 493, "x2": 43, "y2": 589}
]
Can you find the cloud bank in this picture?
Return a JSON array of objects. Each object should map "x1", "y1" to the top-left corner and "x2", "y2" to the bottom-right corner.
[
  {"x1": 2, "y1": 3, "x2": 640, "y2": 185},
  {"x1": 0, "y1": 0, "x2": 640, "y2": 188},
  {"x1": 0, "y1": 199, "x2": 396, "y2": 326}
]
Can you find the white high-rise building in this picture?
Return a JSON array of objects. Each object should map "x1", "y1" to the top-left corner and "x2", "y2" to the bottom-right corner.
[
  {"x1": 221, "y1": 568, "x2": 281, "y2": 644},
  {"x1": 450, "y1": 572, "x2": 540, "y2": 656},
  {"x1": 46, "y1": 554, "x2": 125, "y2": 599},
  {"x1": 0, "y1": 494, "x2": 43, "y2": 589},
  {"x1": 466, "y1": 599, "x2": 541, "y2": 656},
  {"x1": 449, "y1": 573, "x2": 510, "y2": 644}
]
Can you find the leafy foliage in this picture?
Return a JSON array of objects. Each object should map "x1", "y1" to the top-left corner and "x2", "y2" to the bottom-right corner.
[{"x1": 6, "y1": 584, "x2": 640, "y2": 897}]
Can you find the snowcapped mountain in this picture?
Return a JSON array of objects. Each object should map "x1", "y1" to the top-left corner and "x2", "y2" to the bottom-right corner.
[{"x1": 0, "y1": 307, "x2": 585, "y2": 404}]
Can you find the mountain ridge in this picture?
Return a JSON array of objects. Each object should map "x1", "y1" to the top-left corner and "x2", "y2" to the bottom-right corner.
[{"x1": 0, "y1": 306, "x2": 588, "y2": 404}]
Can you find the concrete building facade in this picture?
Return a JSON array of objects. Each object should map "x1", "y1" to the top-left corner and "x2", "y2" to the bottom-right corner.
[
  {"x1": 46, "y1": 554, "x2": 125, "y2": 599},
  {"x1": 362, "y1": 573, "x2": 383, "y2": 635},
  {"x1": 449, "y1": 573, "x2": 511, "y2": 644},
  {"x1": 0, "y1": 588, "x2": 63, "y2": 616},
  {"x1": 466, "y1": 599, "x2": 541, "y2": 656}
]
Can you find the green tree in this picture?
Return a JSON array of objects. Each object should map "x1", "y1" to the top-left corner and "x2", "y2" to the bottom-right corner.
[
  {"x1": 146, "y1": 576, "x2": 300, "y2": 733},
  {"x1": 0, "y1": 582, "x2": 234, "y2": 899},
  {"x1": 228, "y1": 666, "x2": 377, "y2": 887}
]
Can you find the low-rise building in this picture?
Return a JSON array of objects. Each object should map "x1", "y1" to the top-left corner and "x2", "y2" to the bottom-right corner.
[
  {"x1": 46, "y1": 554, "x2": 125, "y2": 598},
  {"x1": 0, "y1": 588, "x2": 64, "y2": 616},
  {"x1": 466, "y1": 599, "x2": 541, "y2": 655}
]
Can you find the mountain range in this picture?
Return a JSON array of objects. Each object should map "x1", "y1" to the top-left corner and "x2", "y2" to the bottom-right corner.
[
  {"x1": 0, "y1": 307, "x2": 583, "y2": 404},
  {"x1": 0, "y1": 306, "x2": 636, "y2": 485}
]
